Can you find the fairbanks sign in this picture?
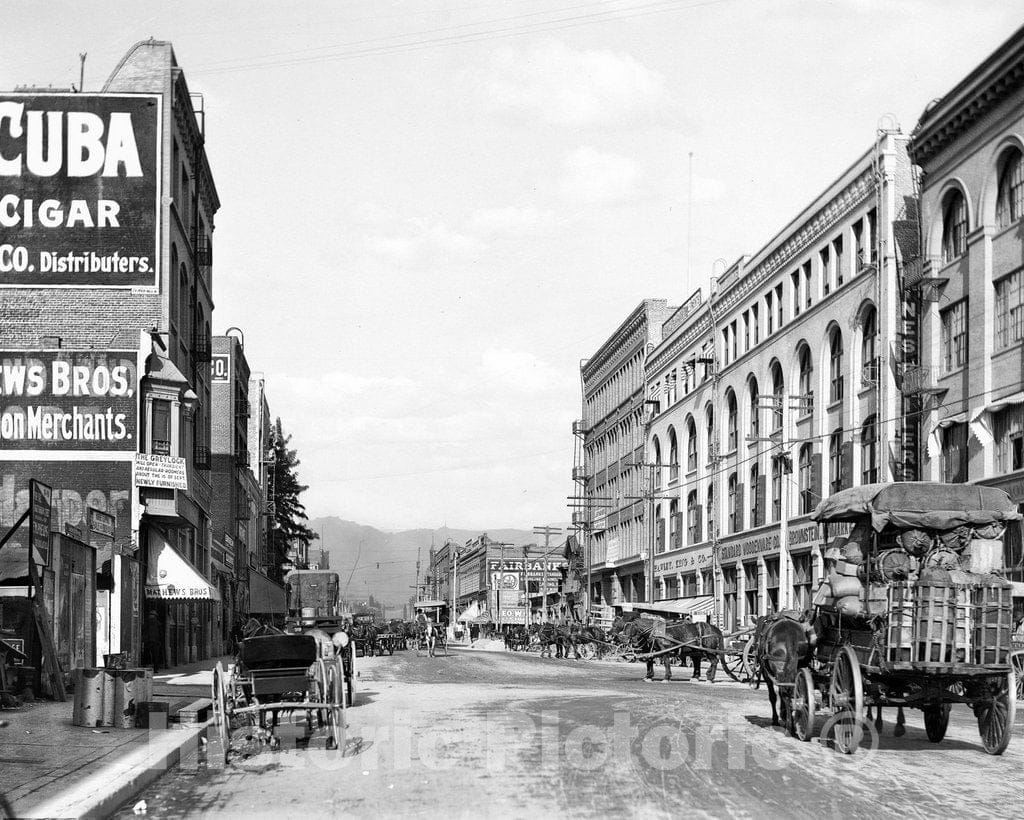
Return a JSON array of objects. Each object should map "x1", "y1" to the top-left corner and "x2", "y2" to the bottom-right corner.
[
  {"x1": 0, "y1": 350, "x2": 139, "y2": 450},
  {"x1": 0, "y1": 94, "x2": 161, "y2": 288}
]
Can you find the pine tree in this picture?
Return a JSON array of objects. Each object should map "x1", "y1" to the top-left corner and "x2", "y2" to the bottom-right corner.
[{"x1": 268, "y1": 418, "x2": 317, "y2": 582}]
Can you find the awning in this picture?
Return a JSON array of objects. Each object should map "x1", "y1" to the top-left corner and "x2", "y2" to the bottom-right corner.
[
  {"x1": 457, "y1": 601, "x2": 481, "y2": 622},
  {"x1": 248, "y1": 568, "x2": 286, "y2": 614},
  {"x1": 927, "y1": 411, "x2": 968, "y2": 459},
  {"x1": 470, "y1": 611, "x2": 493, "y2": 624},
  {"x1": 414, "y1": 599, "x2": 447, "y2": 609},
  {"x1": 629, "y1": 596, "x2": 716, "y2": 619},
  {"x1": 969, "y1": 392, "x2": 1024, "y2": 446},
  {"x1": 145, "y1": 534, "x2": 221, "y2": 601}
]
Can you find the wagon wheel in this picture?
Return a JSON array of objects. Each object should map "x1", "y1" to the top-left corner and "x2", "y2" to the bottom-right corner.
[
  {"x1": 742, "y1": 637, "x2": 757, "y2": 686},
  {"x1": 312, "y1": 659, "x2": 330, "y2": 729},
  {"x1": 346, "y1": 643, "x2": 357, "y2": 708},
  {"x1": 923, "y1": 703, "x2": 951, "y2": 743},
  {"x1": 829, "y1": 646, "x2": 864, "y2": 754},
  {"x1": 722, "y1": 644, "x2": 751, "y2": 684},
  {"x1": 1011, "y1": 649, "x2": 1024, "y2": 703},
  {"x1": 210, "y1": 662, "x2": 230, "y2": 765},
  {"x1": 324, "y1": 661, "x2": 346, "y2": 753},
  {"x1": 577, "y1": 642, "x2": 596, "y2": 661},
  {"x1": 976, "y1": 671, "x2": 1016, "y2": 755},
  {"x1": 791, "y1": 667, "x2": 816, "y2": 742}
]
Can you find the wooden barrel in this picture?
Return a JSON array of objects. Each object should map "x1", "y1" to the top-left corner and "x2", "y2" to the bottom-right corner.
[
  {"x1": 71, "y1": 668, "x2": 106, "y2": 727},
  {"x1": 113, "y1": 669, "x2": 154, "y2": 729}
]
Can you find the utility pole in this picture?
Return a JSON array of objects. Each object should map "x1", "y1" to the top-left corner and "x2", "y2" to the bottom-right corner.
[
  {"x1": 533, "y1": 526, "x2": 562, "y2": 622},
  {"x1": 414, "y1": 545, "x2": 421, "y2": 602}
]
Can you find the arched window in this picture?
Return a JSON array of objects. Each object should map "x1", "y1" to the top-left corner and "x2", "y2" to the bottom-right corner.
[
  {"x1": 726, "y1": 391, "x2": 738, "y2": 451},
  {"x1": 861, "y1": 306, "x2": 878, "y2": 386},
  {"x1": 771, "y1": 362, "x2": 784, "y2": 432},
  {"x1": 706, "y1": 484, "x2": 715, "y2": 541},
  {"x1": 170, "y1": 245, "x2": 179, "y2": 325},
  {"x1": 727, "y1": 473, "x2": 738, "y2": 533},
  {"x1": 829, "y1": 429, "x2": 845, "y2": 494},
  {"x1": 668, "y1": 428, "x2": 679, "y2": 481},
  {"x1": 829, "y1": 329, "x2": 844, "y2": 404},
  {"x1": 669, "y1": 499, "x2": 679, "y2": 550},
  {"x1": 798, "y1": 444, "x2": 814, "y2": 514},
  {"x1": 941, "y1": 189, "x2": 968, "y2": 262},
  {"x1": 996, "y1": 148, "x2": 1024, "y2": 228},
  {"x1": 861, "y1": 415, "x2": 878, "y2": 484},
  {"x1": 705, "y1": 404, "x2": 716, "y2": 462},
  {"x1": 771, "y1": 455, "x2": 782, "y2": 521},
  {"x1": 798, "y1": 344, "x2": 813, "y2": 416},
  {"x1": 656, "y1": 503, "x2": 666, "y2": 554},
  {"x1": 749, "y1": 377, "x2": 760, "y2": 438},
  {"x1": 686, "y1": 491, "x2": 698, "y2": 543},
  {"x1": 750, "y1": 463, "x2": 761, "y2": 527},
  {"x1": 652, "y1": 436, "x2": 662, "y2": 488},
  {"x1": 686, "y1": 417, "x2": 697, "y2": 472}
]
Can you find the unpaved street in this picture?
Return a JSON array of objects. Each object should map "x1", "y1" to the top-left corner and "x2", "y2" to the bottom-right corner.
[{"x1": 119, "y1": 648, "x2": 1024, "y2": 819}]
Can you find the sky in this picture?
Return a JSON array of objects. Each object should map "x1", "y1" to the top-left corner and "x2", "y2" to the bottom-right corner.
[{"x1": 3, "y1": 1, "x2": 1022, "y2": 531}]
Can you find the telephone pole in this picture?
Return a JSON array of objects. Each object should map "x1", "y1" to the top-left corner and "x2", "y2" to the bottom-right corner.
[{"x1": 533, "y1": 526, "x2": 562, "y2": 622}]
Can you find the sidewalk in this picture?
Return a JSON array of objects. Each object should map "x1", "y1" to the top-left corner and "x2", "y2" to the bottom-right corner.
[{"x1": 0, "y1": 655, "x2": 230, "y2": 819}]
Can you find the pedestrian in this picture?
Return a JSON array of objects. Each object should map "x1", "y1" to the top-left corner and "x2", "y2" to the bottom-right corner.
[{"x1": 143, "y1": 610, "x2": 164, "y2": 674}]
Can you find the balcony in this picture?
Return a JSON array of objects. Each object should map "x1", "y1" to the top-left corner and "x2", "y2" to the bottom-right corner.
[
  {"x1": 900, "y1": 365, "x2": 947, "y2": 396},
  {"x1": 572, "y1": 419, "x2": 588, "y2": 435},
  {"x1": 194, "y1": 444, "x2": 211, "y2": 470},
  {"x1": 572, "y1": 465, "x2": 587, "y2": 482},
  {"x1": 195, "y1": 232, "x2": 213, "y2": 268},
  {"x1": 235, "y1": 502, "x2": 251, "y2": 521},
  {"x1": 192, "y1": 331, "x2": 212, "y2": 364},
  {"x1": 571, "y1": 511, "x2": 588, "y2": 526}
]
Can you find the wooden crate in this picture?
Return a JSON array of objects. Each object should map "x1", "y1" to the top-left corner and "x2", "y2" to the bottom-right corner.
[
  {"x1": 885, "y1": 583, "x2": 914, "y2": 663},
  {"x1": 971, "y1": 585, "x2": 1013, "y2": 665},
  {"x1": 913, "y1": 584, "x2": 972, "y2": 664}
]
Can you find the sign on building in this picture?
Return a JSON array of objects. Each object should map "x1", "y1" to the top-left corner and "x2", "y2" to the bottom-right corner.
[
  {"x1": 134, "y1": 452, "x2": 188, "y2": 491},
  {"x1": 0, "y1": 350, "x2": 139, "y2": 450},
  {"x1": 29, "y1": 478, "x2": 52, "y2": 567},
  {"x1": 0, "y1": 93, "x2": 162, "y2": 288},
  {"x1": 211, "y1": 354, "x2": 230, "y2": 383}
]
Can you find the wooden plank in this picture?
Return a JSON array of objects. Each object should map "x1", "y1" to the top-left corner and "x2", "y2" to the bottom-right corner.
[{"x1": 28, "y1": 555, "x2": 66, "y2": 702}]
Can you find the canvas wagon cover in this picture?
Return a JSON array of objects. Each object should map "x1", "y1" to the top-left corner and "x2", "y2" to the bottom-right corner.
[{"x1": 812, "y1": 482, "x2": 1022, "y2": 531}]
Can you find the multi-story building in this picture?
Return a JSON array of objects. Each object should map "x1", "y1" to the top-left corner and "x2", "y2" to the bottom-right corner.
[
  {"x1": 0, "y1": 41, "x2": 220, "y2": 670},
  {"x1": 247, "y1": 374, "x2": 273, "y2": 573},
  {"x1": 644, "y1": 132, "x2": 918, "y2": 632},
  {"x1": 908, "y1": 24, "x2": 1024, "y2": 584},
  {"x1": 575, "y1": 300, "x2": 675, "y2": 621}
]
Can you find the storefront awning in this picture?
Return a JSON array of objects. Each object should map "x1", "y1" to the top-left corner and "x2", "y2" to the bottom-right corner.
[
  {"x1": 457, "y1": 601, "x2": 480, "y2": 622},
  {"x1": 628, "y1": 596, "x2": 716, "y2": 619},
  {"x1": 969, "y1": 392, "x2": 1024, "y2": 446},
  {"x1": 248, "y1": 568, "x2": 286, "y2": 614},
  {"x1": 145, "y1": 535, "x2": 221, "y2": 601}
]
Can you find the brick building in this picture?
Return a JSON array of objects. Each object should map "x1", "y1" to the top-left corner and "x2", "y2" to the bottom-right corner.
[
  {"x1": 908, "y1": 23, "x2": 1024, "y2": 584},
  {"x1": 0, "y1": 40, "x2": 221, "y2": 670}
]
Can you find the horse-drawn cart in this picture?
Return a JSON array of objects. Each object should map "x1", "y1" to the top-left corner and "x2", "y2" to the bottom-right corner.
[
  {"x1": 414, "y1": 599, "x2": 448, "y2": 657},
  {"x1": 761, "y1": 482, "x2": 1020, "y2": 755}
]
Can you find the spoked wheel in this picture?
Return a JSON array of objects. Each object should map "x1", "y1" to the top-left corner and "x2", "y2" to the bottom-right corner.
[
  {"x1": 791, "y1": 667, "x2": 816, "y2": 742},
  {"x1": 976, "y1": 672, "x2": 1016, "y2": 755},
  {"x1": 722, "y1": 644, "x2": 751, "y2": 683},
  {"x1": 829, "y1": 646, "x2": 865, "y2": 754},
  {"x1": 313, "y1": 659, "x2": 330, "y2": 728},
  {"x1": 210, "y1": 662, "x2": 230, "y2": 765},
  {"x1": 325, "y1": 662, "x2": 346, "y2": 753},
  {"x1": 577, "y1": 643, "x2": 596, "y2": 661},
  {"x1": 923, "y1": 703, "x2": 951, "y2": 743},
  {"x1": 742, "y1": 637, "x2": 757, "y2": 687},
  {"x1": 1011, "y1": 650, "x2": 1024, "y2": 704}
]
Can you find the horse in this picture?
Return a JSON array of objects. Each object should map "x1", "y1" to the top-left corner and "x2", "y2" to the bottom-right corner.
[
  {"x1": 424, "y1": 620, "x2": 440, "y2": 657},
  {"x1": 619, "y1": 617, "x2": 724, "y2": 682},
  {"x1": 504, "y1": 625, "x2": 529, "y2": 651},
  {"x1": 569, "y1": 623, "x2": 608, "y2": 658},
  {"x1": 530, "y1": 623, "x2": 575, "y2": 658},
  {"x1": 751, "y1": 613, "x2": 815, "y2": 728}
]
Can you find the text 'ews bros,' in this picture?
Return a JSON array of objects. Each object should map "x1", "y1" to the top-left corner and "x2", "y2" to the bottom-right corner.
[{"x1": 0, "y1": 93, "x2": 161, "y2": 287}]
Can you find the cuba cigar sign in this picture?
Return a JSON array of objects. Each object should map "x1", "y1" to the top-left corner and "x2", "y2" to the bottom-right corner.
[
  {"x1": 0, "y1": 94, "x2": 161, "y2": 288},
  {"x1": 0, "y1": 350, "x2": 138, "y2": 450}
]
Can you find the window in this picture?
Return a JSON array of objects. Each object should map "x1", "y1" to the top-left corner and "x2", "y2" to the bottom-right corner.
[
  {"x1": 771, "y1": 456, "x2": 782, "y2": 521},
  {"x1": 730, "y1": 320, "x2": 738, "y2": 361},
  {"x1": 744, "y1": 561, "x2": 759, "y2": 620},
  {"x1": 752, "y1": 304, "x2": 760, "y2": 345},
  {"x1": 668, "y1": 428, "x2": 679, "y2": 481},
  {"x1": 686, "y1": 491, "x2": 698, "y2": 543},
  {"x1": 669, "y1": 499, "x2": 680, "y2": 549},
  {"x1": 792, "y1": 553, "x2": 813, "y2": 610},
  {"x1": 867, "y1": 208, "x2": 878, "y2": 267},
  {"x1": 996, "y1": 149, "x2": 1024, "y2": 228},
  {"x1": 775, "y1": 283, "x2": 784, "y2": 327},
  {"x1": 996, "y1": 270, "x2": 1024, "y2": 349},
  {"x1": 766, "y1": 290, "x2": 775, "y2": 335},
  {"x1": 686, "y1": 419, "x2": 697, "y2": 472},
  {"x1": 798, "y1": 444, "x2": 814, "y2": 514},
  {"x1": 743, "y1": 311, "x2": 750, "y2": 352},
  {"x1": 829, "y1": 329, "x2": 844, "y2": 404},
  {"x1": 834, "y1": 236, "x2": 844, "y2": 288},
  {"x1": 652, "y1": 436, "x2": 662, "y2": 488},
  {"x1": 749, "y1": 379, "x2": 760, "y2": 439},
  {"x1": 727, "y1": 473, "x2": 738, "y2": 533},
  {"x1": 830, "y1": 429, "x2": 844, "y2": 493},
  {"x1": 771, "y1": 364, "x2": 784, "y2": 432},
  {"x1": 803, "y1": 262, "x2": 813, "y2": 309},
  {"x1": 941, "y1": 300, "x2": 968, "y2": 371},
  {"x1": 791, "y1": 270, "x2": 801, "y2": 317},
  {"x1": 798, "y1": 344, "x2": 813, "y2": 416},
  {"x1": 862, "y1": 306, "x2": 878, "y2": 386},
  {"x1": 705, "y1": 405, "x2": 716, "y2": 462},
  {"x1": 765, "y1": 557, "x2": 780, "y2": 613},
  {"x1": 151, "y1": 400, "x2": 171, "y2": 456},
  {"x1": 854, "y1": 220, "x2": 868, "y2": 272},
  {"x1": 721, "y1": 328, "x2": 730, "y2": 366},
  {"x1": 995, "y1": 406, "x2": 1024, "y2": 473},
  {"x1": 656, "y1": 504, "x2": 666, "y2": 554},
  {"x1": 941, "y1": 190, "x2": 968, "y2": 263},
  {"x1": 821, "y1": 245, "x2": 831, "y2": 296},
  {"x1": 706, "y1": 485, "x2": 715, "y2": 542},
  {"x1": 941, "y1": 422, "x2": 967, "y2": 484},
  {"x1": 861, "y1": 415, "x2": 878, "y2": 484},
  {"x1": 727, "y1": 392, "x2": 738, "y2": 451},
  {"x1": 681, "y1": 573, "x2": 697, "y2": 597}
]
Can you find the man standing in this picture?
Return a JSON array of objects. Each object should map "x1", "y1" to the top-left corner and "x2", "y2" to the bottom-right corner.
[{"x1": 143, "y1": 611, "x2": 164, "y2": 674}]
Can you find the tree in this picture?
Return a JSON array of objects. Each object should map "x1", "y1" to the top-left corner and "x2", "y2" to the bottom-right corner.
[{"x1": 268, "y1": 418, "x2": 317, "y2": 582}]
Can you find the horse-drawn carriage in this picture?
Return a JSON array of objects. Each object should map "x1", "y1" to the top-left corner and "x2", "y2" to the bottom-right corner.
[
  {"x1": 756, "y1": 482, "x2": 1020, "y2": 755},
  {"x1": 209, "y1": 570, "x2": 356, "y2": 763},
  {"x1": 414, "y1": 599, "x2": 448, "y2": 657},
  {"x1": 351, "y1": 611, "x2": 379, "y2": 657}
]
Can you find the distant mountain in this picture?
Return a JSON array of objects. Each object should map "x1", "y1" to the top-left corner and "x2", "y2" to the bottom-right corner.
[{"x1": 308, "y1": 518, "x2": 561, "y2": 611}]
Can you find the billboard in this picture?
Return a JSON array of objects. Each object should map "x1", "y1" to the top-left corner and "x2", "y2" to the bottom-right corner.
[
  {"x1": 0, "y1": 350, "x2": 139, "y2": 450},
  {"x1": 0, "y1": 460, "x2": 131, "y2": 581},
  {"x1": 0, "y1": 93, "x2": 161, "y2": 288}
]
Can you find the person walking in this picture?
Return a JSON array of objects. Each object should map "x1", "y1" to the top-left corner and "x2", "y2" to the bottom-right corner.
[{"x1": 143, "y1": 611, "x2": 164, "y2": 674}]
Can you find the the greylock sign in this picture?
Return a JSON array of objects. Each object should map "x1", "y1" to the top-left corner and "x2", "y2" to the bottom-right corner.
[{"x1": 0, "y1": 93, "x2": 161, "y2": 288}]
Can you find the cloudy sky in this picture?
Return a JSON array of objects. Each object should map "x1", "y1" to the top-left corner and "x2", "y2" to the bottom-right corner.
[{"x1": 3, "y1": 1, "x2": 1020, "y2": 530}]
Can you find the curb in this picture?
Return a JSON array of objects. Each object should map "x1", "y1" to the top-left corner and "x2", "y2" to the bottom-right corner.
[{"x1": 25, "y1": 721, "x2": 209, "y2": 820}]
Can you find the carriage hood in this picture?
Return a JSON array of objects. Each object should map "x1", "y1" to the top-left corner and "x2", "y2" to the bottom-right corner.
[{"x1": 811, "y1": 482, "x2": 1022, "y2": 531}]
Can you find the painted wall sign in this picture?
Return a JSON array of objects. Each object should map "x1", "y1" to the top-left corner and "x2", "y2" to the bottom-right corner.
[
  {"x1": 0, "y1": 93, "x2": 161, "y2": 287},
  {"x1": 211, "y1": 354, "x2": 230, "y2": 383},
  {"x1": 0, "y1": 350, "x2": 138, "y2": 450},
  {"x1": 29, "y1": 478, "x2": 52, "y2": 567}
]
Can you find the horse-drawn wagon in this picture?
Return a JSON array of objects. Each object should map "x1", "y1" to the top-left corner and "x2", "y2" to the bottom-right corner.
[
  {"x1": 756, "y1": 482, "x2": 1020, "y2": 755},
  {"x1": 209, "y1": 570, "x2": 356, "y2": 763},
  {"x1": 414, "y1": 599, "x2": 448, "y2": 657}
]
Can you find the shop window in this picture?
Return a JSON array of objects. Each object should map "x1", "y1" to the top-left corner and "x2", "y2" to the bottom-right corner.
[
  {"x1": 941, "y1": 189, "x2": 968, "y2": 263},
  {"x1": 792, "y1": 553, "x2": 813, "y2": 610},
  {"x1": 681, "y1": 573, "x2": 697, "y2": 597},
  {"x1": 744, "y1": 561, "x2": 759, "y2": 622},
  {"x1": 994, "y1": 405, "x2": 1024, "y2": 472},
  {"x1": 701, "y1": 568, "x2": 715, "y2": 595},
  {"x1": 663, "y1": 575, "x2": 679, "y2": 599},
  {"x1": 941, "y1": 300, "x2": 968, "y2": 371},
  {"x1": 721, "y1": 567, "x2": 738, "y2": 633},
  {"x1": 995, "y1": 270, "x2": 1024, "y2": 350},
  {"x1": 764, "y1": 557, "x2": 780, "y2": 613},
  {"x1": 941, "y1": 423, "x2": 968, "y2": 484},
  {"x1": 996, "y1": 149, "x2": 1024, "y2": 228}
]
